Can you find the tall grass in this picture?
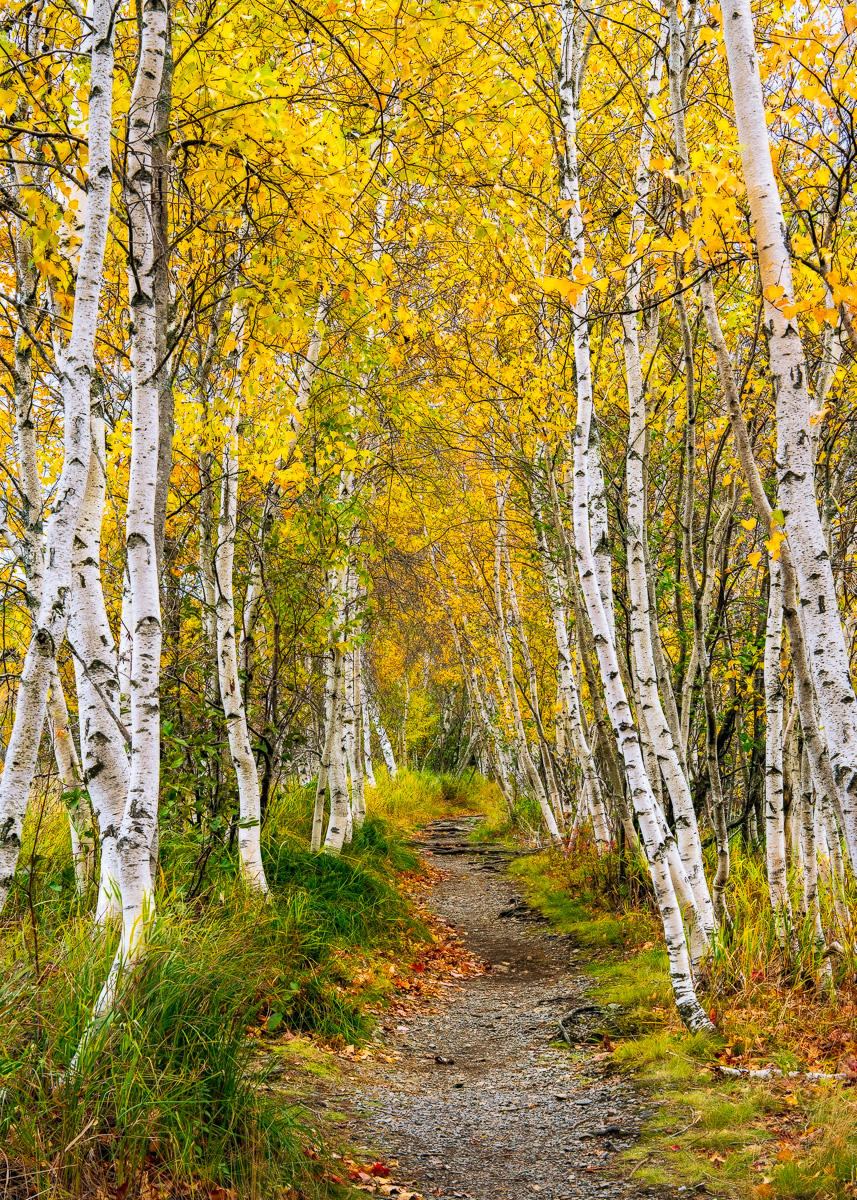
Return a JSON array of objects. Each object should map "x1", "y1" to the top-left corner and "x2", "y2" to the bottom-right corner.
[
  {"x1": 365, "y1": 767, "x2": 503, "y2": 830},
  {"x1": 1, "y1": 895, "x2": 321, "y2": 1198},
  {"x1": 0, "y1": 769, "x2": 483, "y2": 1197}
]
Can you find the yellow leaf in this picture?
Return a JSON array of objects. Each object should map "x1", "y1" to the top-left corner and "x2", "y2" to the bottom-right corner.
[
  {"x1": 740, "y1": 518, "x2": 757, "y2": 531},
  {"x1": 765, "y1": 529, "x2": 786, "y2": 562},
  {"x1": 747, "y1": 552, "x2": 762, "y2": 569}
]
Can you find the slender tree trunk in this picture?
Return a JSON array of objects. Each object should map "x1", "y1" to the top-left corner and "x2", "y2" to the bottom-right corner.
[
  {"x1": 7, "y1": 173, "x2": 96, "y2": 897},
  {"x1": 322, "y1": 567, "x2": 351, "y2": 853},
  {"x1": 763, "y1": 559, "x2": 791, "y2": 942},
  {"x1": 359, "y1": 649, "x2": 378, "y2": 789},
  {"x1": 369, "y1": 690, "x2": 397, "y2": 778},
  {"x1": 214, "y1": 301, "x2": 269, "y2": 891},
  {"x1": 559, "y1": 0, "x2": 711, "y2": 1030},
  {"x1": 350, "y1": 643, "x2": 367, "y2": 823},
  {"x1": 494, "y1": 483, "x2": 559, "y2": 838},
  {"x1": 0, "y1": 0, "x2": 115, "y2": 912},
  {"x1": 621, "y1": 24, "x2": 713, "y2": 931},
  {"x1": 501, "y1": 527, "x2": 563, "y2": 821},
  {"x1": 311, "y1": 638, "x2": 338, "y2": 851},
  {"x1": 69, "y1": 413, "x2": 130, "y2": 924},
  {"x1": 47, "y1": 670, "x2": 95, "y2": 893},
  {"x1": 115, "y1": 0, "x2": 169, "y2": 970},
  {"x1": 535, "y1": 518, "x2": 610, "y2": 847},
  {"x1": 721, "y1": 0, "x2": 857, "y2": 852},
  {"x1": 152, "y1": 11, "x2": 174, "y2": 579}
]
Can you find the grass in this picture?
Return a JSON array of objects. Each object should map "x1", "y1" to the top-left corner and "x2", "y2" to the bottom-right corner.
[
  {"x1": 0, "y1": 768, "x2": 484, "y2": 1199},
  {"x1": 365, "y1": 767, "x2": 504, "y2": 831},
  {"x1": 511, "y1": 835, "x2": 857, "y2": 1200}
]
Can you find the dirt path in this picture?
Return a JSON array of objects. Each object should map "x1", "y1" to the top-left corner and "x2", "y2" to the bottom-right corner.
[{"x1": 334, "y1": 818, "x2": 671, "y2": 1200}]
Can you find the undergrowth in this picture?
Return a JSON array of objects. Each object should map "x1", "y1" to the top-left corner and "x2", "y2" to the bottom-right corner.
[
  {"x1": 513, "y1": 835, "x2": 857, "y2": 1200},
  {"x1": 0, "y1": 769, "x2": 481, "y2": 1199}
]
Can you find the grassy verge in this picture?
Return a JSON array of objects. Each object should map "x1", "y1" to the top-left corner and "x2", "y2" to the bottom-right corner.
[
  {"x1": 0, "y1": 770, "x2": 482, "y2": 1200},
  {"x1": 364, "y1": 767, "x2": 504, "y2": 831},
  {"x1": 512, "y1": 842, "x2": 857, "y2": 1200}
]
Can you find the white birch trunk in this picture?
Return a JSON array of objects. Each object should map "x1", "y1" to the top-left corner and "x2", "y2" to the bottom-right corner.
[
  {"x1": 494, "y1": 484, "x2": 559, "y2": 838},
  {"x1": 536, "y1": 521, "x2": 609, "y2": 847},
  {"x1": 501, "y1": 529, "x2": 564, "y2": 822},
  {"x1": 69, "y1": 413, "x2": 130, "y2": 923},
  {"x1": 323, "y1": 660, "x2": 351, "y2": 852},
  {"x1": 47, "y1": 669, "x2": 95, "y2": 893},
  {"x1": 8, "y1": 179, "x2": 96, "y2": 896},
  {"x1": 115, "y1": 0, "x2": 168, "y2": 969},
  {"x1": 620, "y1": 14, "x2": 713, "y2": 930},
  {"x1": 369, "y1": 691, "x2": 397, "y2": 778},
  {"x1": 0, "y1": 0, "x2": 115, "y2": 912},
  {"x1": 322, "y1": 567, "x2": 351, "y2": 853},
  {"x1": 559, "y1": 0, "x2": 711, "y2": 1030},
  {"x1": 721, "y1": 0, "x2": 857, "y2": 856},
  {"x1": 214, "y1": 300, "x2": 269, "y2": 891},
  {"x1": 763, "y1": 559, "x2": 791, "y2": 940},
  {"x1": 343, "y1": 643, "x2": 365, "y2": 828},
  {"x1": 311, "y1": 637, "x2": 339, "y2": 852},
  {"x1": 360, "y1": 650, "x2": 378, "y2": 789}
]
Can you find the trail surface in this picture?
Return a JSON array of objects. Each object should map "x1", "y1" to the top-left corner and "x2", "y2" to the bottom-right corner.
[{"x1": 336, "y1": 818, "x2": 671, "y2": 1200}]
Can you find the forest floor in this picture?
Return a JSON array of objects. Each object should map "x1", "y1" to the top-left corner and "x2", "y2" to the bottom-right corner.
[{"x1": 316, "y1": 817, "x2": 672, "y2": 1200}]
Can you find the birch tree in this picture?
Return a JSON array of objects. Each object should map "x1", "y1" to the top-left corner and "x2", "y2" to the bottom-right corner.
[
  {"x1": 0, "y1": 0, "x2": 116, "y2": 912},
  {"x1": 720, "y1": 0, "x2": 857, "y2": 858},
  {"x1": 214, "y1": 298, "x2": 269, "y2": 890},
  {"x1": 114, "y1": 0, "x2": 169, "y2": 966},
  {"x1": 558, "y1": 0, "x2": 712, "y2": 1028}
]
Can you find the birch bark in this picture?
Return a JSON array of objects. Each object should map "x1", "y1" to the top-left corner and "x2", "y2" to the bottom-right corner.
[
  {"x1": 720, "y1": 0, "x2": 857, "y2": 850},
  {"x1": 6, "y1": 167, "x2": 96, "y2": 895},
  {"x1": 311, "y1": 634, "x2": 339, "y2": 852},
  {"x1": 359, "y1": 650, "x2": 378, "y2": 789},
  {"x1": 116, "y1": 0, "x2": 168, "y2": 965},
  {"x1": 537, "y1": 525, "x2": 610, "y2": 847},
  {"x1": 369, "y1": 690, "x2": 397, "y2": 777},
  {"x1": 46, "y1": 671, "x2": 93, "y2": 893},
  {"x1": 493, "y1": 484, "x2": 559, "y2": 838},
  {"x1": 621, "y1": 16, "x2": 713, "y2": 930},
  {"x1": 0, "y1": 0, "x2": 115, "y2": 911},
  {"x1": 763, "y1": 559, "x2": 791, "y2": 939},
  {"x1": 322, "y1": 566, "x2": 352, "y2": 852},
  {"x1": 501, "y1": 526, "x2": 564, "y2": 821},
  {"x1": 69, "y1": 412, "x2": 130, "y2": 923},
  {"x1": 559, "y1": 0, "x2": 711, "y2": 1029},
  {"x1": 214, "y1": 300, "x2": 269, "y2": 891}
]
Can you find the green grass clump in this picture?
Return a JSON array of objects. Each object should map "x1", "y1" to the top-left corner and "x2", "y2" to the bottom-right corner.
[
  {"x1": 0, "y1": 893, "x2": 325, "y2": 1199},
  {"x1": 1, "y1": 768, "x2": 490, "y2": 1199}
]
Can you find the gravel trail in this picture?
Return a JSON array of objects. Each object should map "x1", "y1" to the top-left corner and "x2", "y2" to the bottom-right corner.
[{"x1": 336, "y1": 818, "x2": 671, "y2": 1200}]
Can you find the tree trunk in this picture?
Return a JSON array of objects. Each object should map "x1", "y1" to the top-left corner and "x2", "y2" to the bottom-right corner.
[
  {"x1": 116, "y1": 0, "x2": 169, "y2": 970},
  {"x1": 721, "y1": 0, "x2": 857, "y2": 854},
  {"x1": 69, "y1": 413, "x2": 130, "y2": 924},
  {"x1": 559, "y1": 0, "x2": 711, "y2": 1030},
  {"x1": 763, "y1": 559, "x2": 791, "y2": 942},
  {"x1": 0, "y1": 0, "x2": 115, "y2": 913},
  {"x1": 621, "y1": 25, "x2": 713, "y2": 931},
  {"x1": 214, "y1": 301, "x2": 269, "y2": 891}
]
